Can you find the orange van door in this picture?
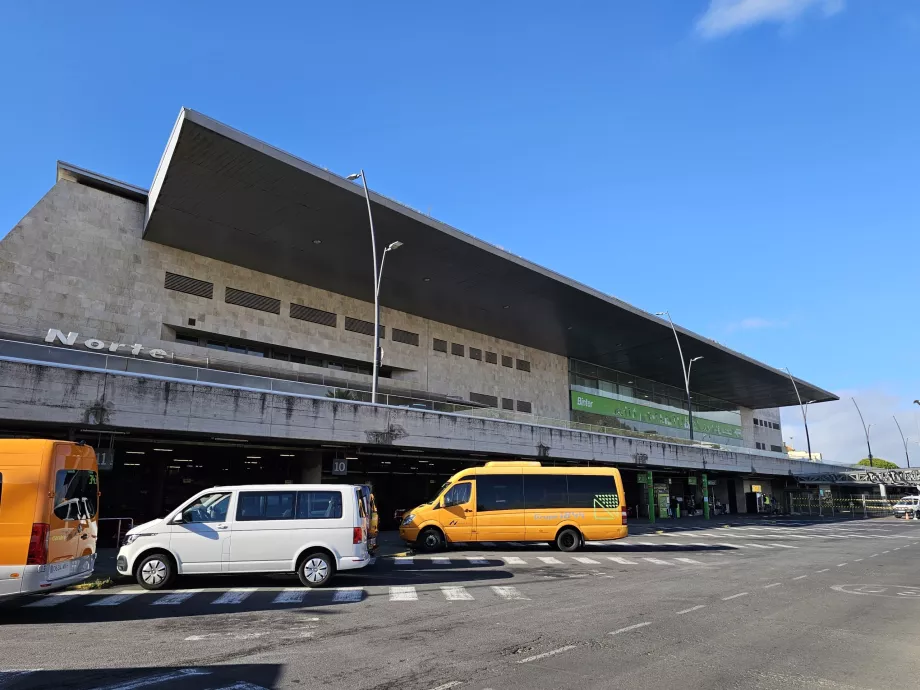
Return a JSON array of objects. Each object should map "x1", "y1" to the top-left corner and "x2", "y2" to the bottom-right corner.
[
  {"x1": 47, "y1": 445, "x2": 97, "y2": 580},
  {"x1": 440, "y1": 481, "x2": 475, "y2": 543}
]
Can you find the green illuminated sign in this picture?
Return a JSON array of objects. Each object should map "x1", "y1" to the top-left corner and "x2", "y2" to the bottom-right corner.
[{"x1": 570, "y1": 390, "x2": 742, "y2": 440}]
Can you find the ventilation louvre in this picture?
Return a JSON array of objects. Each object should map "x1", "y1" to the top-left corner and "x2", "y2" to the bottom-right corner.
[
  {"x1": 290, "y1": 304, "x2": 337, "y2": 328},
  {"x1": 470, "y1": 392, "x2": 499, "y2": 408},
  {"x1": 502, "y1": 397, "x2": 514, "y2": 410},
  {"x1": 451, "y1": 343, "x2": 464, "y2": 357},
  {"x1": 485, "y1": 351, "x2": 498, "y2": 364},
  {"x1": 164, "y1": 272, "x2": 213, "y2": 299},
  {"x1": 345, "y1": 317, "x2": 384, "y2": 338},
  {"x1": 516, "y1": 359, "x2": 531, "y2": 373},
  {"x1": 501, "y1": 355, "x2": 513, "y2": 368},
  {"x1": 469, "y1": 347, "x2": 482, "y2": 361},
  {"x1": 225, "y1": 287, "x2": 280, "y2": 314},
  {"x1": 392, "y1": 328, "x2": 420, "y2": 346},
  {"x1": 433, "y1": 338, "x2": 448, "y2": 353},
  {"x1": 517, "y1": 400, "x2": 532, "y2": 413}
]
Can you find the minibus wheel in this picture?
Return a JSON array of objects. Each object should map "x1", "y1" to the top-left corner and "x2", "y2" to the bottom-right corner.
[
  {"x1": 298, "y1": 552, "x2": 334, "y2": 587},
  {"x1": 416, "y1": 527, "x2": 445, "y2": 553},
  {"x1": 555, "y1": 528, "x2": 581, "y2": 553},
  {"x1": 136, "y1": 552, "x2": 176, "y2": 590}
]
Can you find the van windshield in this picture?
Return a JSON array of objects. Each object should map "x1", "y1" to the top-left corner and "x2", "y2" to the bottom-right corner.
[{"x1": 428, "y1": 481, "x2": 451, "y2": 504}]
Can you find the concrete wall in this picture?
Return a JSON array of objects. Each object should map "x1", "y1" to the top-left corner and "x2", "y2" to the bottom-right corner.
[
  {"x1": 0, "y1": 358, "x2": 851, "y2": 478},
  {"x1": 740, "y1": 406, "x2": 784, "y2": 451},
  {"x1": 0, "y1": 179, "x2": 569, "y2": 418}
]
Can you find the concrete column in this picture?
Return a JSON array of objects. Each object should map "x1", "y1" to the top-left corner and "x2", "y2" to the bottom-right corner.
[{"x1": 300, "y1": 452, "x2": 323, "y2": 484}]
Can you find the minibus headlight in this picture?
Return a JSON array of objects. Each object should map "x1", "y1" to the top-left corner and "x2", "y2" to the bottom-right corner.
[{"x1": 401, "y1": 514, "x2": 415, "y2": 526}]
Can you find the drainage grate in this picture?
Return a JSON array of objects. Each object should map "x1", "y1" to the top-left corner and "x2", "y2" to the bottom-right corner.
[
  {"x1": 225, "y1": 287, "x2": 280, "y2": 314},
  {"x1": 164, "y1": 272, "x2": 213, "y2": 299},
  {"x1": 290, "y1": 304, "x2": 337, "y2": 328}
]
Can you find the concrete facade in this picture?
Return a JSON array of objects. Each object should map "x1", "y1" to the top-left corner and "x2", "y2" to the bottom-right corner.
[{"x1": 0, "y1": 178, "x2": 569, "y2": 418}]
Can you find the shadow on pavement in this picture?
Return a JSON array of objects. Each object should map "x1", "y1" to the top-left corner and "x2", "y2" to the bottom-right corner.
[{"x1": 0, "y1": 664, "x2": 283, "y2": 690}]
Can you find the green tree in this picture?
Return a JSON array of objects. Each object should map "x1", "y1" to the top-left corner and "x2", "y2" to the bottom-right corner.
[{"x1": 856, "y1": 458, "x2": 899, "y2": 469}]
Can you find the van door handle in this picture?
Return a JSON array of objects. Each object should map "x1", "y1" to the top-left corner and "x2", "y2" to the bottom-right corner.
[{"x1": 217, "y1": 524, "x2": 229, "y2": 530}]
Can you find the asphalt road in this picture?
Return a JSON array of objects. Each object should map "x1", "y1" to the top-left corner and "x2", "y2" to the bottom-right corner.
[{"x1": 2, "y1": 517, "x2": 919, "y2": 690}]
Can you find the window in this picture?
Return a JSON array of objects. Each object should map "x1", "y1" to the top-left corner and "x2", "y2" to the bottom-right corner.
[
  {"x1": 755, "y1": 442, "x2": 766, "y2": 450},
  {"x1": 773, "y1": 422, "x2": 780, "y2": 430},
  {"x1": 469, "y1": 347, "x2": 482, "y2": 361},
  {"x1": 451, "y1": 343, "x2": 464, "y2": 357},
  {"x1": 433, "y1": 338, "x2": 448, "y2": 353},
  {"x1": 443, "y1": 482, "x2": 472, "y2": 508},
  {"x1": 476, "y1": 474, "x2": 524, "y2": 512},
  {"x1": 501, "y1": 355, "x2": 513, "y2": 368},
  {"x1": 181, "y1": 492, "x2": 231, "y2": 524},
  {"x1": 516, "y1": 359, "x2": 531, "y2": 373},
  {"x1": 770, "y1": 445, "x2": 782, "y2": 452},
  {"x1": 470, "y1": 392, "x2": 499, "y2": 407},
  {"x1": 485, "y1": 351, "x2": 497, "y2": 364},
  {"x1": 296, "y1": 491, "x2": 343, "y2": 519},
  {"x1": 523, "y1": 475, "x2": 567, "y2": 509},
  {"x1": 236, "y1": 491, "x2": 297, "y2": 520},
  {"x1": 502, "y1": 398, "x2": 514, "y2": 410},
  {"x1": 53, "y1": 470, "x2": 98, "y2": 521},
  {"x1": 566, "y1": 475, "x2": 617, "y2": 508},
  {"x1": 175, "y1": 334, "x2": 200, "y2": 346},
  {"x1": 517, "y1": 400, "x2": 532, "y2": 414}
]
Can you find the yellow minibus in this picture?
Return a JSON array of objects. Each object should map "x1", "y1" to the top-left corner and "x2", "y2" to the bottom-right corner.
[
  {"x1": 399, "y1": 461, "x2": 626, "y2": 552},
  {"x1": 0, "y1": 440, "x2": 99, "y2": 598}
]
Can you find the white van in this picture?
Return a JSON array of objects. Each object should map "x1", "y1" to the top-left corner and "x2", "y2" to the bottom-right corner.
[
  {"x1": 892, "y1": 495, "x2": 920, "y2": 519},
  {"x1": 115, "y1": 484, "x2": 371, "y2": 589}
]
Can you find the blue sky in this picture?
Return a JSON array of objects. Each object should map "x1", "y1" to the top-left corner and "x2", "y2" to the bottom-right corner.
[{"x1": 1, "y1": 0, "x2": 919, "y2": 464}]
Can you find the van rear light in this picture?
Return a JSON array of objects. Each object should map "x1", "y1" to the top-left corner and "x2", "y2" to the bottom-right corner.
[
  {"x1": 27, "y1": 523, "x2": 50, "y2": 565},
  {"x1": 353, "y1": 527, "x2": 364, "y2": 544},
  {"x1": 621, "y1": 508, "x2": 628, "y2": 525}
]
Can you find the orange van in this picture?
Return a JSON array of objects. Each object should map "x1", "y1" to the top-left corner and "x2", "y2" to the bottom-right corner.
[{"x1": 0, "y1": 440, "x2": 99, "y2": 598}]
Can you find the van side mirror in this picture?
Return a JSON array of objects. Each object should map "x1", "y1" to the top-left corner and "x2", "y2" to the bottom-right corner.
[{"x1": 171, "y1": 514, "x2": 184, "y2": 524}]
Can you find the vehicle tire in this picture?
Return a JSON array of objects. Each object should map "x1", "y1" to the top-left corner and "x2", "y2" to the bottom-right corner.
[
  {"x1": 416, "y1": 527, "x2": 445, "y2": 553},
  {"x1": 135, "y1": 552, "x2": 175, "y2": 590},
  {"x1": 298, "y1": 552, "x2": 334, "y2": 588},
  {"x1": 555, "y1": 528, "x2": 581, "y2": 553}
]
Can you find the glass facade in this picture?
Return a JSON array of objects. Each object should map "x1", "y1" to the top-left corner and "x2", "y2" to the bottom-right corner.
[{"x1": 568, "y1": 359, "x2": 744, "y2": 446}]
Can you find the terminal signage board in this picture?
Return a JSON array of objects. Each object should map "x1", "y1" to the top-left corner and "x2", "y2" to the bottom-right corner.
[{"x1": 570, "y1": 390, "x2": 743, "y2": 440}]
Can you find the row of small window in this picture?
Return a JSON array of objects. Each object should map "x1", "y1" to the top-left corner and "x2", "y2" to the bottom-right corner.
[
  {"x1": 443, "y1": 473, "x2": 618, "y2": 512},
  {"x1": 470, "y1": 393, "x2": 532, "y2": 413},
  {"x1": 433, "y1": 339, "x2": 531, "y2": 372},
  {"x1": 180, "y1": 490, "x2": 345, "y2": 523},
  {"x1": 755, "y1": 442, "x2": 784, "y2": 452},
  {"x1": 754, "y1": 418, "x2": 780, "y2": 431}
]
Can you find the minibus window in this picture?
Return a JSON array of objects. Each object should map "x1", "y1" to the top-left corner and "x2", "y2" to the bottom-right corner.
[
  {"x1": 476, "y1": 475, "x2": 524, "y2": 512},
  {"x1": 523, "y1": 475, "x2": 567, "y2": 509},
  {"x1": 566, "y1": 475, "x2": 617, "y2": 508},
  {"x1": 443, "y1": 482, "x2": 471, "y2": 507},
  {"x1": 53, "y1": 470, "x2": 98, "y2": 520}
]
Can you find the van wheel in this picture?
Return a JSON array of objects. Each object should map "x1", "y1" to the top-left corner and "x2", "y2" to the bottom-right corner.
[
  {"x1": 136, "y1": 552, "x2": 175, "y2": 590},
  {"x1": 298, "y1": 552, "x2": 334, "y2": 587},
  {"x1": 417, "y1": 527, "x2": 445, "y2": 553},
  {"x1": 556, "y1": 528, "x2": 581, "y2": 553}
]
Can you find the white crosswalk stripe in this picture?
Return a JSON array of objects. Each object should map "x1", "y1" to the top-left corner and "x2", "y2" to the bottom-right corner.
[
  {"x1": 272, "y1": 589, "x2": 307, "y2": 604},
  {"x1": 769, "y1": 543, "x2": 798, "y2": 549},
  {"x1": 492, "y1": 585, "x2": 528, "y2": 600},
  {"x1": 153, "y1": 589, "x2": 203, "y2": 605},
  {"x1": 390, "y1": 586, "x2": 418, "y2": 601},
  {"x1": 572, "y1": 556, "x2": 601, "y2": 564},
  {"x1": 25, "y1": 591, "x2": 87, "y2": 607},
  {"x1": 467, "y1": 556, "x2": 489, "y2": 564},
  {"x1": 538, "y1": 556, "x2": 564, "y2": 564},
  {"x1": 607, "y1": 556, "x2": 637, "y2": 564},
  {"x1": 441, "y1": 586, "x2": 474, "y2": 601},
  {"x1": 745, "y1": 543, "x2": 773, "y2": 549},
  {"x1": 333, "y1": 588, "x2": 364, "y2": 602},
  {"x1": 642, "y1": 557, "x2": 671, "y2": 565},
  {"x1": 674, "y1": 557, "x2": 702, "y2": 564},
  {"x1": 394, "y1": 557, "x2": 414, "y2": 565},
  {"x1": 718, "y1": 543, "x2": 743, "y2": 548},
  {"x1": 88, "y1": 591, "x2": 144, "y2": 607},
  {"x1": 211, "y1": 588, "x2": 256, "y2": 605},
  {"x1": 502, "y1": 556, "x2": 527, "y2": 565},
  {"x1": 432, "y1": 557, "x2": 452, "y2": 565}
]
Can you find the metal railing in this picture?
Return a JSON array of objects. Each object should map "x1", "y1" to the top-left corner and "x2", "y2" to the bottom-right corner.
[{"x1": 788, "y1": 494, "x2": 913, "y2": 518}]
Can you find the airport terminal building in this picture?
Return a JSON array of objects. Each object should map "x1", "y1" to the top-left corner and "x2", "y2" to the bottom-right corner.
[{"x1": 0, "y1": 109, "x2": 845, "y2": 527}]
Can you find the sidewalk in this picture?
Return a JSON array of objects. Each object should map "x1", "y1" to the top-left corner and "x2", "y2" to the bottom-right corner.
[{"x1": 627, "y1": 513, "x2": 889, "y2": 534}]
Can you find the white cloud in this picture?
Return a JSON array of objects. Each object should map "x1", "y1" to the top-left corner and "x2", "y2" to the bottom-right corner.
[
  {"x1": 727, "y1": 316, "x2": 789, "y2": 331},
  {"x1": 696, "y1": 0, "x2": 845, "y2": 39},
  {"x1": 781, "y1": 388, "x2": 920, "y2": 468}
]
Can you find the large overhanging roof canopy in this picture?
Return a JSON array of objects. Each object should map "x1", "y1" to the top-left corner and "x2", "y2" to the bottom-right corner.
[{"x1": 143, "y1": 109, "x2": 836, "y2": 410}]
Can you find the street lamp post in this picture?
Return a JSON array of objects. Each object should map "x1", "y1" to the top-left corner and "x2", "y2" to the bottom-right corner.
[
  {"x1": 852, "y1": 398, "x2": 873, "y2": 467},
  {"x1": 784, "y1": 367, "x2": 815, "y2": 462},
  {"x1": 346, "y1": 170, "x2": 403, "y2": 403},
  {"x1": 893, "y1": 415, "x2": 911, "y2": 469},
  {"x1": 655, "y1": 311, "x2": 701, "y2": 441}
]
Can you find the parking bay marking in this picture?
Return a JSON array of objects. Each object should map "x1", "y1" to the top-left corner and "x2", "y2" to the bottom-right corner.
[
  {"x1": 722, "y1": 592, "x2": 749, "y2": 601},
  {"x1": 609, "y1": 621, "x2": 652, "y2": 635},
  {"x1": 516, "y1": 645, "x2": 578, "y2": 664},
  {"x1": 676, "y1": 605, "x2": 705, "y2": 615}
]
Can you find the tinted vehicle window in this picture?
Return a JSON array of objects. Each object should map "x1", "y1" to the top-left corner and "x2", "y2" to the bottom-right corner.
[
  {"x1": 477, "y1": 474, "x2": 524, "y2": 512},
  {"x1": 296, "y1": 491, "x2": 343, "y2": 519},
  {"x1": 53, "y1": 470, "x2": 98, "y2": 520},
  {"x1": 236, "y1": 491, "x2": 297, "y2": 521},
  {"x1": 444, "y1": 482, "x2": 472, "y2": 507},
  {"x1": 523, "y1": 475, "x2": 567, "y2": 509},
  {"x1": 566, "y1": 475, "x2": 618, "y2": 509},
  {"x1": 182, "y1": 492, "x2": 231, "y2": 523}
]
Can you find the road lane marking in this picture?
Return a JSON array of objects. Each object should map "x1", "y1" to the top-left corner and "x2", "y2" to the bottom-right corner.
[
  {"x1": 332, "y1": 588, "x2": 363, "y2": 603},
  {"x1": 153, "y1": 589, "x2": 203, "y2": 605},
  {"x1": 516, "y1": 645, "x2": 578, "y2": 664},
  {"x1": 440, "y1": 586, "x2": 474, "y2": 601},
  {"x1": 609, "y1": 622, "x2": 652, "y2": 635},
  {"x1": 745, "y1": 544, "x2": 773, "y2": 549},
  {"x1": 538, "y1": 556, "x2": 563, "y2": 564},
  {"x1": 837, "y1": 563, "x2": 847, "y2": 567},
  {"x1": 883, "y1": 551, "x2": 890, "y2": 554},
  {"x1": 572, "y1": 557, "x2": 600, "y2": 564},
  {"x1": 722, "y1": 592, "x2": 749, "y2": 601},
  {"x1": 390, "y1": 586, "x2": 418, "y2": 601},
  {"x1": 792, "y1": 575, "x2": 808, "y2": 580},
  {"x1": 854, "y1": 558, "x2": 864, "y2": 562},
  {"x1": 467, "y1": 556, "x2": 489, "y2": 565},
  {"x1": 870, "y1": 554, "x2": 878, "y2": 558},
  {"x1": 643, "y1": 557, "x2": 671, "y2": 565},
  {"x1": 607, "y1": 556, "x2": 637, "y2": 565},
  {"x1": 492, "y1": 585, "x2": 528, "y2": 600},
  {"x1": 502, "y1": 556, "x2": 527, "y2": 565},
  {"x1": 211, "y1": 588, "x2": 256, "y2": 605},
  {"x1": 394, "y1": 557, "x2": 414, "y2": 565},
  {"x1": 272, "y1": 589, "x2": 307, "y2": 604},
  {"x1": 816, "y1": 569, "x2": 830, "y2": 573},
  {"x1": 676, "y1": 605, "x2": 705, "y2": 615},
  {"x1": 24, "y1": 591, "x2": 87, "y2": 607},
  {"x1": 432, "y1": 557, "x2": 452, "y2": 565},
  {"x1": 763, "y1": 583, "x2": 782, "y2": 589},
  {"x1": 769, "y1": 544, "x2": 798, "y2": 549},
  {"x1": 88, "y1": 591, "x2": 144, "y2": 607}
]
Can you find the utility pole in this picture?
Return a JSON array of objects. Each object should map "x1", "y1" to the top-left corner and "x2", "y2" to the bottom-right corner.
[
  {"x1": 894, "y1": 416, "x2": 910, "y2": 469},
  {"x1": 852, "y1": 398, "x2": 873, "y2": 467}
]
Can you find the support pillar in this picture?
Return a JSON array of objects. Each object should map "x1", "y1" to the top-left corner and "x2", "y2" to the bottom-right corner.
[
  {"x1": 702, "y1": 472, "x2": 709, "y2": 520},
  {"x1": 300, "y1": 452, "x2": 323, "y2": 484},
  {"x1": 646, "y1": 470, "x2": 655, "y2": 523}
]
